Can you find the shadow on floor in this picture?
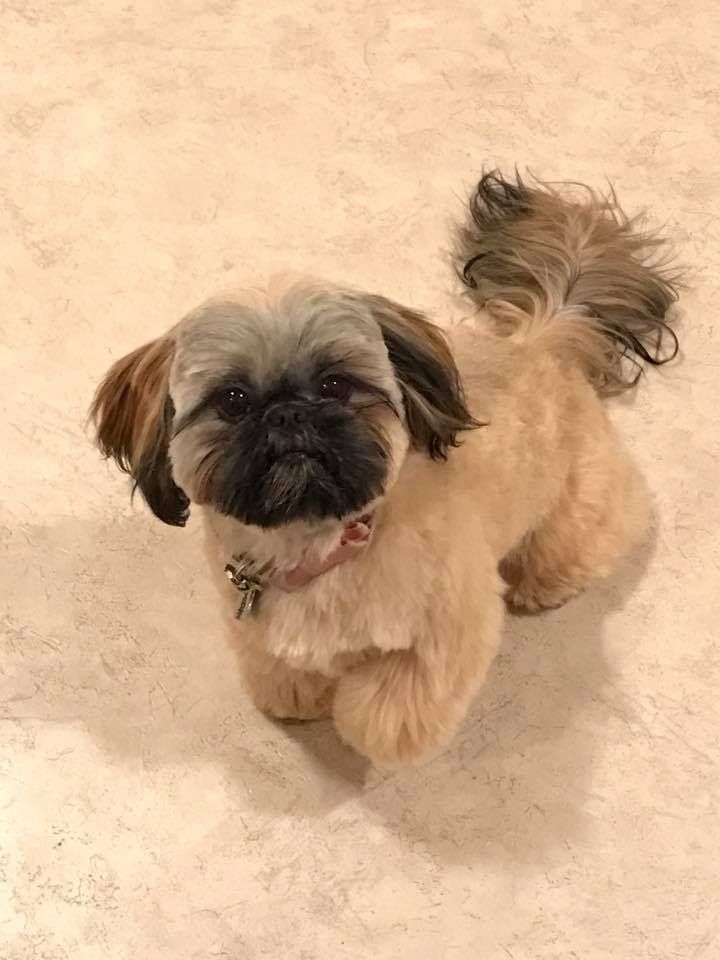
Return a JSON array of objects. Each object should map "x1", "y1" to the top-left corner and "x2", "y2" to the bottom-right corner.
[{"x1": 3, "y1": 510, "x2": 655, "y2": 867}]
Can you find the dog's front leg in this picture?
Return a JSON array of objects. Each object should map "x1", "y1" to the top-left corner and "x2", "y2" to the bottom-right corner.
[
  {"x1": 241, "y1": 643, "x2": 336, "y2": 721},
  {"x1": 333, "y1": 580, "x2": 504, "y2": 767}
]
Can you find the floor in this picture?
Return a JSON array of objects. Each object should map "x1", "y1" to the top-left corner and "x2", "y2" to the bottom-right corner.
[{"x1": 2, "y1": 2, "x2": 719, "y2": 958}]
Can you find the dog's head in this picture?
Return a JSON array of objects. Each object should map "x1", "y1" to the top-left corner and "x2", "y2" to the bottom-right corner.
[{"x1": 91, "y1": 279, "x2": 477, "y2": 528}]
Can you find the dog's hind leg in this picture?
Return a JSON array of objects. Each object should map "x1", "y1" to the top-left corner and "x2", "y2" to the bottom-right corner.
[{"x1": 502, "y1": 440, "x2": 650, "y2": 612}]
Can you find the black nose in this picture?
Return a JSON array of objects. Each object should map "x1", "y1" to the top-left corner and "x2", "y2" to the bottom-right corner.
[{"x1": 265, "y1": 403, "x2": 309, "y2": 429}]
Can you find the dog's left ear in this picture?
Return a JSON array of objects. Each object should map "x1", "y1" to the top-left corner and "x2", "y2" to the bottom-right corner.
[
  {"x1": 364, "y1": 295, "x2": 479, "y2": 459},
  {"x1": 90, "y1": 336, "x2": 190, "y2": 526}
]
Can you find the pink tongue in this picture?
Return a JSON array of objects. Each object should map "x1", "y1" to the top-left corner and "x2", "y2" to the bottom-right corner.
[{"x1": 274, "y1": 519, "x2": 372, "y2": 592}]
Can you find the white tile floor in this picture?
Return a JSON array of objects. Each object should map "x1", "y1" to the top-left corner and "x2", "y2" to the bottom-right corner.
[{"x1": 2, "y1": 3, "x2": 719, "y2": 957}]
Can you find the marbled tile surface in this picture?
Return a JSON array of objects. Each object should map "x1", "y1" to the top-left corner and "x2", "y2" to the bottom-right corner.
[{"x1": 1, "y1": 2, "x2": 718, "y2": 957}]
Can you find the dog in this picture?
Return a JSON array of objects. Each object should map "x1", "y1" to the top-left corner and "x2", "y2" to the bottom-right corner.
[{"x1": 91, "y1": 172, "x2": 679, "y2": 767}]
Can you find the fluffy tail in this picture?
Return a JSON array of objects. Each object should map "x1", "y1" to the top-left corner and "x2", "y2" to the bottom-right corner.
[{"x1": 456, "y1": 171, "x2": 680, "y2": 393}]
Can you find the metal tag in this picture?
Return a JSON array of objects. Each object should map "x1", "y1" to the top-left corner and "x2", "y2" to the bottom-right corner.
[{"x1": 224, "y1": 555, "x2": 272, "y2": 619}]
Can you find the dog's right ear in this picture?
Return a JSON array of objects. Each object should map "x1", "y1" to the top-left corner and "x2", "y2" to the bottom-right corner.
[{"x1": 90, "y1": 337, "x2": 190, "y2": 526}]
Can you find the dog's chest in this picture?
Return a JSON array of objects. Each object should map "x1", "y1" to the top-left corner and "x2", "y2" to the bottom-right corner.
[
  {"x1": 206, "y1": 510, "x2": 438, "y2": 675},
  {"x1": 257, "y1": 570, "x2": 419, "y2": 673}
]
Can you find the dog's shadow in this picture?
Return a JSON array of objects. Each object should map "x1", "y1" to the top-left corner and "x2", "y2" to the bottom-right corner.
[
  {"x1": 285, "y1": 543, "x2": 653, "y2": 865},
  {"x1": 5, "y1": 512, "x2": 653, "y2": 866}
]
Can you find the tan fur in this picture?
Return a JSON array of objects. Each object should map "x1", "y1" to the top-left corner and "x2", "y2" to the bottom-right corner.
[
  {"x1": 204, "y1": 325, "x2": 650, "y2": 767},
  {"x1": 457, "y1": 172, "x2": 679, "y2": 393},
  {"x1": 91, "y1": 336, "x2": 190, "y2": 526},
  {"x1": 91, "y1": 336, "x2": 174, "y2": 475},
  {"x1": 93, "y1": 173, "x2": 678, "y2": 768}
]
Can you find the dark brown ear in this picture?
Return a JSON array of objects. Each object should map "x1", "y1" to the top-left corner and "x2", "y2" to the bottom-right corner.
[
  {"x1": 364, "y1": 295, "x2": 479, "y2": 459},
  {"x1": 90, "y1": 337, "x2": 190, "y2": 526}
]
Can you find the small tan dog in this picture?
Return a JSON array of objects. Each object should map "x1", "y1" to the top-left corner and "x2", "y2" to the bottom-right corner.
[{"x1": 92, "y1": 172, "x2": 678, "y2": 767}]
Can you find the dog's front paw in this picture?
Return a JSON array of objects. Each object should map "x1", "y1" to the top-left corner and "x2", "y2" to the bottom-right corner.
[
  {"x1": 333, "y1": 651, "x2": 451, "y2": 767},
  {"x1": 250, "y1": 667, "x2": 335, "y2": 722}
]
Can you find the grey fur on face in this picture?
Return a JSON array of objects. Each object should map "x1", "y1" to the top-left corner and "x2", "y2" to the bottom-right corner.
[
  {"x1": 167, "y1": 280, "x2": 477, "y2": 527},
  {"x1": 92, "y1": 277, "x2": 477, "y2": 528},
  {"x1": 170, "y1": 282, "x2": 403, "y2": 420},
  {"x1": 168, "y1": 281, "x2": 422, "y2": 527}
]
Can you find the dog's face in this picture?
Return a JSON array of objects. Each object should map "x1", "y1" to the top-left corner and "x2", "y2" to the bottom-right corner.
[
  {"x1": 92, "y1": 279, "x2": 477, "y2": 529},
  {"x1": 169, "y1": 284, "x2": 406, "y2": 528}
]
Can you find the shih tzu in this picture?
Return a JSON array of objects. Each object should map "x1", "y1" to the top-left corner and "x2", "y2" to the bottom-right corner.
[{"x1": 92, "y1": 172, "x2": 679, "y2": 767}]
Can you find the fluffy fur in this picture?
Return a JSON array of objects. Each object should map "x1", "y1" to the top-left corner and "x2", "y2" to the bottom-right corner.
[{"x1": 91, "y1": 171, "x2": 679, "y2": 767}]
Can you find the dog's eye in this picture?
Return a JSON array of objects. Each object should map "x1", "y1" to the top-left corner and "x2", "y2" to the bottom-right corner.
[
  {"x1": 215, "y1": 387, "x2": 251, "y2": 419},
  {"x1": 319, "y1": 375, "x2": 352, "y2": 402}
]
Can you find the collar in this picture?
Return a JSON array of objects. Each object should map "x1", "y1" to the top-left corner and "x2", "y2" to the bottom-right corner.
[{"x1": 224, "y1": 514, "x2": 373, "y2": 618}]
